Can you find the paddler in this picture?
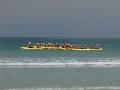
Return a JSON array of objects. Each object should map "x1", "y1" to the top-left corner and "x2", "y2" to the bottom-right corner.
[
  {"x1": 27, "y1": 41, "x2": 33, "y2": 48},
  {"x1": 36, "y1": 43, "x2": 40, "y2": 48},
  {"x1": 83, "y1": 44, "x2": 87, "y2": 49},
  {"x1": 76, "y1": 44, "x2": 80, "y2": 49},
  {"x1": 95, "y1": 44, "x2": 100, "y2": 49}
]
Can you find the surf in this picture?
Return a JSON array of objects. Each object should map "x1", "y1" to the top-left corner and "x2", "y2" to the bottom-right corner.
[
  {"x1": 1, "y1": 61, "x2": 120, "y2": 68},
  {"x1": 4, "y1": 86, "x2": 120, "y2": 90}
]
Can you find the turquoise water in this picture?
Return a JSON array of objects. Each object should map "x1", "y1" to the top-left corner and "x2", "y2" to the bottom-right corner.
[
  {"x1": 0, "y1": 37, "x2": 120, "y2": 89},
  {"x1": 0, "y1": 37, "x2": 120, "y2": 60}
]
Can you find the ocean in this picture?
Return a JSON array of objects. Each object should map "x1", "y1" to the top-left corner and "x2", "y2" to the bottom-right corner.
[{"x1": 0, "y1": 37, "x2": 120, "y2": 90}]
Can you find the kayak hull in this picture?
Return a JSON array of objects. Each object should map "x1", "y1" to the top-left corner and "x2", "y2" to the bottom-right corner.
[{"x1": 20, "y1": 46, "x2": 103, "y2": 51}]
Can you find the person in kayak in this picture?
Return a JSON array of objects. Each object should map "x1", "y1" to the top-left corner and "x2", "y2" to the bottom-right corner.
[
  {"x1": 27, "y1": 41, "x2": 33, "y2": 48},
  {"x1": 89, "y1": 44, "x2": 93, "y2": 49},
  {"x1": 95, "y1": 44, "x2": 100, "y2": 49},
  {"x1": 84, "y1": 44, "x2": 87, "y2": 49},
  {"x1": 36, "y1": 43, "x2": 40, "y2": 48}
]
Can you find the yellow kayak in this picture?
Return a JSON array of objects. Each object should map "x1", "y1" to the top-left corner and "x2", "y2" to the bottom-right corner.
[{"x1": 20, "y1": 46, "x2": 103, "y2": 51}]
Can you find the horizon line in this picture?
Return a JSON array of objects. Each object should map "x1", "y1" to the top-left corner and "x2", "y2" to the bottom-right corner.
[{"x1": 0, "y1": 36, "x2": 120, "y2": 39}]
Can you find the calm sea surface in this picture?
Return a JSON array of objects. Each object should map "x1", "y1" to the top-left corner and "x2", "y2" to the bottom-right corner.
[{"x1": 0, "y1": 37, "x2": 120, "y2": 90}]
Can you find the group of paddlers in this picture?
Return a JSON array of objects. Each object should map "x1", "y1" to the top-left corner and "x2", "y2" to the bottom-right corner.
[{"x1": 27, "y1": 42, "x2": 100, "y2": 49}]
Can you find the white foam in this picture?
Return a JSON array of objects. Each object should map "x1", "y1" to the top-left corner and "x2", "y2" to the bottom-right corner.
[
  {"x1": 1, "y1": 61, "x2": 120, "y2": 68},
  {"x1": 4, "y1": 86, "x2": 120, "y2": 90}
]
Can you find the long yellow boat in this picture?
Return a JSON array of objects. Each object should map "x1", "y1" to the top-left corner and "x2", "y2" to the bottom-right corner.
[{"x1": 21, "y1": 46, "x2": 103, "y2": 51}]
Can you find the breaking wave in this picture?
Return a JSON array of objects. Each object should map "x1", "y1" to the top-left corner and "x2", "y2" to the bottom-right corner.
[
  {"x1": 4, "y1": 86, "x2": 120, "y2": 90},
  {"x1": 0, "y1": 57, "x2": 120, "y2": 68},
  {"x1": 1, "y1": 61, "x2": 120, "y2": 68}
]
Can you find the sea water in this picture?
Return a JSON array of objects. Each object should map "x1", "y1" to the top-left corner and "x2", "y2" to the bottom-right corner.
[{"x1": 0, "y1": 37, "x2": 120, "y2": 90}]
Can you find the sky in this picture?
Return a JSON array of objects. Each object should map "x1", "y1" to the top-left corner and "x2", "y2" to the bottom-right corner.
[{"x1": 0, "y1": 0, "x2": 120, "y2": 38}]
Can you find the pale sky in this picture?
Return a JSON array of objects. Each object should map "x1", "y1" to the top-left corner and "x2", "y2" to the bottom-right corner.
[{"x1": 0, "y1": 0, "x2": 120, "y2": 37}]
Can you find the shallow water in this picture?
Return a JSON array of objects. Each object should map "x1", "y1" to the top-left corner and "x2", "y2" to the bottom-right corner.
[{"x1": 1, "y1": 67, "x2": 120, "y2": 89}]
